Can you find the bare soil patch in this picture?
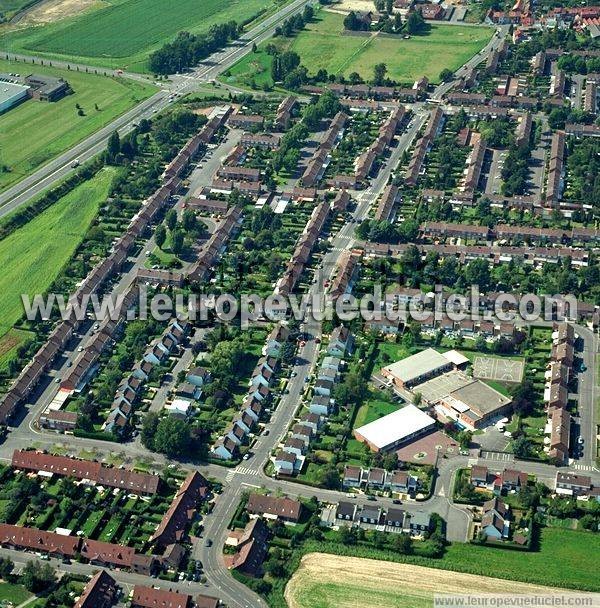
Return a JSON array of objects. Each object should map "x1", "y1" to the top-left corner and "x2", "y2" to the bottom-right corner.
[{"x1": 285, "y1": 553, "x2": 565, "y2": 608}]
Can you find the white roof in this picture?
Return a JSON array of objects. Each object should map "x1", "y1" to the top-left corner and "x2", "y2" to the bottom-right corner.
[
  {"x1": 165, "y1": 398, "x2": 192, "y2": 414},
  {"x1": 383, "y1": 348, "x2": 450, "y2": 384},
  {"x1": 442, "y1": 349, "x2": 469, "y2": 366},
  {"x1": 354, "y1": 404, "x2": 435, "y2": 450}
]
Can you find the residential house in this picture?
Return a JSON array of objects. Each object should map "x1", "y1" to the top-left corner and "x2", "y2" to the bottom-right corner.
[
  {"x1": 310, "y1": 395, "x2": 333, "y2": 417},
  {"x1": 409, "y1": 512, "x2": 431, "y2": 535},
  {"x1": 343, "y1": 465, "x2": 363, "y2": 489},
  {"x1": 385, "y1": 508, "x2": 406, "y2": 528},
  {"x1": 274, "y1": 450, "x2": 297, "y2": 475},
  {"x1": 481, "y1": 497, "x2": 510, "y2": 540},
  {"x1": 246, "y1": 494, "x2": 302, "y2": 523},
  {"x1": 327, "y1": 326, "x2": 353, "y2": 357},
  {"x1": 336, "y1": 501, "x2": 356, "y2": 522},
  {"x1": 555, "y1": 472, "x2": 592, "y2": 496}
]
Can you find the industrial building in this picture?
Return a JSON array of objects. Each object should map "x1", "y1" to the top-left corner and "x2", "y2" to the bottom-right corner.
[
  {"x1": 353, "y1": 404, "x2": 436, "y2": 452},
  {"x1": 382, "y1": 347, "x2": 455, "y2": 388},
  {"x1": 0, "y1": 80, "x2": 29, "y2": 114}
]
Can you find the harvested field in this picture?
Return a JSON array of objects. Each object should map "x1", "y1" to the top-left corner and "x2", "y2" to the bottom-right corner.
[
  {"x1": 17, "y1": 0, "x2": 103, "y2": 25},
  {"x1": 285, "y1": 553, "x2": 573, "y2": 608}
]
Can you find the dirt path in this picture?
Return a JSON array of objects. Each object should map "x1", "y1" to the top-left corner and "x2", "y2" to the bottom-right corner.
[
  {"x1": 11, "y1": 0, "x2": 102, "y2": 26},
  {"x1": 285, "y1": 553, "x2": 568, "y2": 608}
]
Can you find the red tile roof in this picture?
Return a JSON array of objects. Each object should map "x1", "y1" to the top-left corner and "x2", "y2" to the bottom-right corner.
[{"x1": 132, "y1": 585, "x2": 191, "y2": 608}]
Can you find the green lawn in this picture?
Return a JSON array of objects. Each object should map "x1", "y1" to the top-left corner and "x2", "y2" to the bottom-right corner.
[
  {"x1": 2, "y1": 0, "x2": 285, "y2": 71},
  {"x1": 354, "y1": 397, "x2": 399, "y2": 428},
  {"x1": 442, "y1": 527, "x2": 600, "y2": 591},
  {"x1": 0, "y1": 167, "x2": 116, "y2": 338},
  {"x1": 0, "y1": 582, "x2": 32, "y2": 604},
  {"x1": 0, "y1": 59, "x2": 155, "y2": 192},
  {"x1": 222, "y1": 10, "x2": 493, "y2": 87},
  {"x1": 0, "y1": 327, "x2": 34, "y2": 375}
]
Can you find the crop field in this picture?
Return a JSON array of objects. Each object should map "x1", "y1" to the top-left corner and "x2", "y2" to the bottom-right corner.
[
  {"x1": 0, "y1": 0, "x2": 36, "y2": 19},
  {"x1": 0, "y1": 167, "x2": 115, "y2": 340},
  {"x1": 222, "y1": 10, "x2": 493, "y2": 87},
  {"x1": 286, "y1": 553, "x2": 565, "y2": 608},
  {"x1": 3, "y1": 0, "x2": 284, "y2": 71},
  {"x1": 442, "y1": 527, "x2": 600, "y2": 591},
  {"x1": 0, "y1": 60, "x2": 154, "y2": 192}
]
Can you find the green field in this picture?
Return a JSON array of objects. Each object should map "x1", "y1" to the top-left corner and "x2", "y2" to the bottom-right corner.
[
  {"x1": 0, "y1": 0, "x2": 35, "y2": 18},
  {"x1": 0, "y1": 59, "x2": 154, "y2": 192},
  {"x1": 354, "y1": 397, "x2": 399, "y2": 428},
  {"x1": 0, "y1": 167, "x2": 116, "y2": 338},
  {"x1": 223, "y1": 10, "x2": 493, "y2": 87},
  {"x1": 441, "y1": 527, "x2": 600, "y2": 591},
  {"x1": 2, "y1": 0, "x2": 285, "y2": 71},
  {"x1": 0, "y1": 582, "x2": 32, "y2": 604}
]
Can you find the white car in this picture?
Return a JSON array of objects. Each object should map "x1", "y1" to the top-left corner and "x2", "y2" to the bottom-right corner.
[{"x1": 577, "y1": 436, "x2": 584, "y2": 445}]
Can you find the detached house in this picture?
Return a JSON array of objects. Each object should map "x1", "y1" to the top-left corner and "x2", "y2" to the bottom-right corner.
[
  {"x1": 263, "y1": 324, "x2": 290, "y2": 357},
  {"x1": 390, "y1": 470, "x2": 418, "y2": 494},
  {"x1": 212, "y1": 437, "x2": 238, "y2": 460}
]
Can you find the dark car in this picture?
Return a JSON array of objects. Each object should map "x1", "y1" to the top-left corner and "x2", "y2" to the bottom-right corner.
[{"x1": 205, "y1": 539, "x2": 213, "y2": 547}]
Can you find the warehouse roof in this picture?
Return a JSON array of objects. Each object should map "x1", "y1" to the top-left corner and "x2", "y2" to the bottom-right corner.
[
  {"x1": 383, "y1": 348, "x2": 451, "y2": 384},
  {"x1": 354, "y1": 404, "x2": 435, "y2": 450}
]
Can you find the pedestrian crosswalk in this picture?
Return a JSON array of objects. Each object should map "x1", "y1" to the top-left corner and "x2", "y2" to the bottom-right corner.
[
  {"x1": 225, "y1": 466, "x2": 260, "y2": 483},
  {"x1": 571, "y1": 463, "x2": 599, "y2": 472}
]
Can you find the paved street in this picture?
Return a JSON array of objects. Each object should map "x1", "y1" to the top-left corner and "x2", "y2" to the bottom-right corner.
[
  {"x1": 0, "y1": 16, "x2": 598, "y2": 608},
  {"x1": 0, "y1": 0, "x2": 312, "y2": 219}
]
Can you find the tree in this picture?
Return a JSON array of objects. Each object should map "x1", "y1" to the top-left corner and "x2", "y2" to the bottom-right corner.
[
  {"x1": 383, "y1": 452, "x2": 398, "y2": 471},
  {"x1": 141, "y1": 412, "x2": 160, "y2": 450},
  {"x1": 171, "y1": 229, "x2": 185, "y2": 255},
  {"x1": 318, "y1": 465, "x2": 340, "y2": 489},
  {"x1": 393, "y1": 533, "x2": 413, "y2": 554},
  {"x1": 153, "y1": 416, "x2": 191, "y2": 457},
  {"x1": 155, "y1": 224, "x2": 167, "y2": 249},
  {"x1": 439, "y1": 68, "x2": 454, "y2": 82},
  {"x1": 339, "y1": 525, "x2": 357, "y2": 545},
  {"x1": 21, "y1": 561, "x2": 56, "y2": 593},
  {"x1": 182, "y1": 209, "x2": 197, "y2": 232},
  {"x1": 373, "y1": 62, "x2": 388, "y2": 86},
  {"x1": 0, "y1": 557, "x2": 13, "y2": 581},
  {"x1": 165, "y1": 209, "x2": 178, "y2": 231},
  {"x1": 106, "y1": 131, "x2": 120, "y2": 164},
  {"x1": 512, "y1": 435, "x2": 532, "y2": 459},
  {"x1": 406, "y1": 10, "x2": 425, "y2": 34},
  {"x1": 457, "y1": 430, "x2": 472, "y2": 449}
]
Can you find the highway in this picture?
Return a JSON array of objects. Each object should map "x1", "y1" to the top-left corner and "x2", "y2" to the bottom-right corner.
[
  {"x1": 0, "y1": 16, "x2": 598, "y2": 608},
  {"x1": 0, "y1": 0, "x2": 311, "y2": 219}
]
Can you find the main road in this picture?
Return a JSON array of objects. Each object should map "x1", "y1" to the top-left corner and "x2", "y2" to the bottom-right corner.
[{"x1": 0, "y1": 0, "x2": 312, "y2": 219}]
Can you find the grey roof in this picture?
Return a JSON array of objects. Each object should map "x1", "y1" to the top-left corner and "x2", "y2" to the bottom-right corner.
[{"x1": 383, "y1": 348, "x2": 450, "y2": 384}]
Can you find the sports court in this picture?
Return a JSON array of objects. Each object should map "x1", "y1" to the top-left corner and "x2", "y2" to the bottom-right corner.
[{"x1": 473, "y1": 356, "x2": 525, "y2": 383}]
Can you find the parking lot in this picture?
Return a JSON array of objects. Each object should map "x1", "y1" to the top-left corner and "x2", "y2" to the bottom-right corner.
[{"x1": 473, "y1": 356, "x2": 525, "y2": 383}]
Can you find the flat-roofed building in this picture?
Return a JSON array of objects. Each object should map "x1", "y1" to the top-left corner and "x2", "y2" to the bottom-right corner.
[
  {"x1": 382, "y1": 348, "x2": 453, "y2": 389},
  {"x1": 353, "y1": 404, "x2": 436, "y2": 452},
  {"x1": 0, "y1": 81, "x2": 29, "y2": 113},
  {"x1": 436, "y1": 380, "x2": 512, "y2": 430}
]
